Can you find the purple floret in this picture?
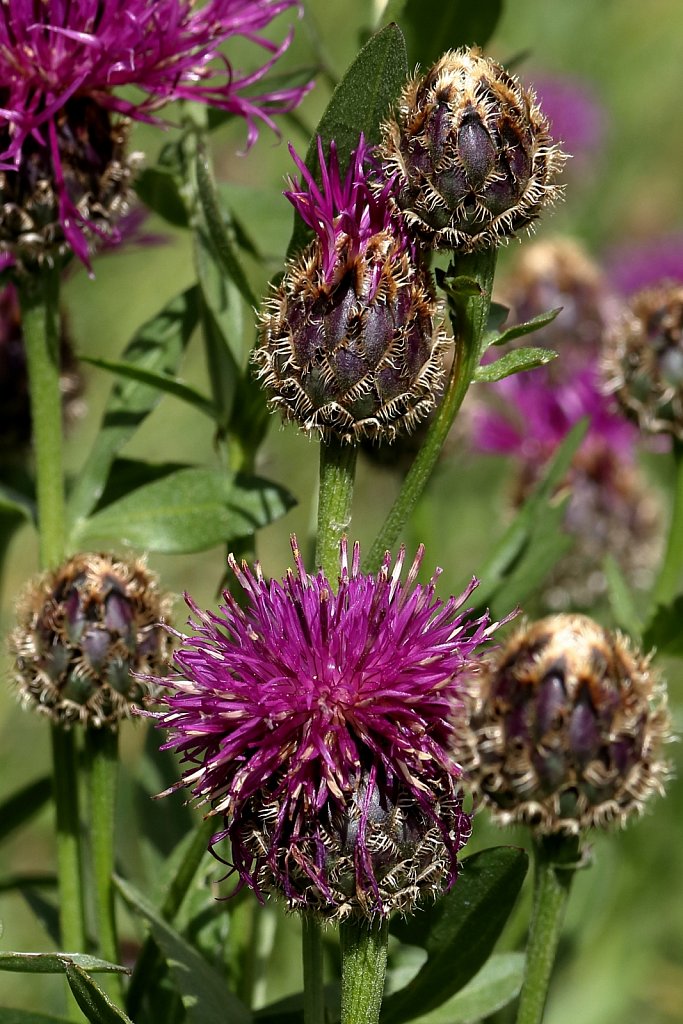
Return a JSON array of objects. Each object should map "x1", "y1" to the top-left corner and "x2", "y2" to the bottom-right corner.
[{"x1": 152, "y1": 537, "x2": 505, "y2": 915}]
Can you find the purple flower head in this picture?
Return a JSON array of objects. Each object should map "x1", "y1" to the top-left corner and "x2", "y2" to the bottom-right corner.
[
  {"x1": 0, "y1": 1, "x2": 312, "y2": 265},
  {"x1": 152, "y1": 537, "x2": 506, "y2": 918},
  {"x1": 284, "y1": 134, "x2": 409, "y2": 299}
]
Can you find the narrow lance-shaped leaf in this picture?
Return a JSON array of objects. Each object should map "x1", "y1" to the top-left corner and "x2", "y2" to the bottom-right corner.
[
  {"x1": 474, "y1": 347, "x2": 557, "y2": 384},
  {"x1": 114, "y1": 875, "x2": 252, "y2": 1024},
  {"x1": 65, "y1": 963, "x2": 134, "y2": 1024},
  {"x1": 72, "y1": 467, "x2": 295, "y2": 554},
  {"x1": 66, "y1": 286, "x2": 200, "y2": 530},
  {"x1": 403, "y1": 953, "x2": 525, "y2": 1024},
  {"x1": 486, "y1": 307, "x2": 562, "y2": 349},
  {"x1": 0, "y1": 953, "x2": 126, "y2": 975},
  {"x1": 381, "y1": 846, "x2": 528, "y2": 1024},
  {"x1": 81, "y1": 356, "x2": 215, "y2": 420}
]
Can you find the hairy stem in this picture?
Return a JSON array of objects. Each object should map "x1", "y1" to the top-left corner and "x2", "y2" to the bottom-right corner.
[
  {"x1": 340, "y1": 917, "x2": 388, "y2": 1024},
  {"x1": 315, "y1": 439, "x2": 358, "y2": 580},
  {"x1": 303, "y1": 914, "x2": 326, "y2": 1024}
]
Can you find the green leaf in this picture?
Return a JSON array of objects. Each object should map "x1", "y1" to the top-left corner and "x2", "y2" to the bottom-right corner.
[
  {"x1": 474, "y1": 419, "x2": 588, "y2": 610},
  {"x1": 82, "y1": 356, "x2": 215, "y2": 419},
  {"x1": 488, "y1": 307, "x2": 562, "y2": 348},
  {"x1": 386, "y1": 0, "x2": 504, "y2": 65},
  {"x1": 66, "y1": 286, "x2": 200, "y2": 530},
  {"x1": 195, "y1": 149, "x2": 260, "y2": 310},
  {"x1": 287, "y1": 23, "x2": 408, "y2": 258},
  {"x1": 0, "y1": 776, "x2": 51, "y2": 845},
  {"x1": 134, "y1": 166, "x2": 188, "y2": 228},
  {"x1": 406, "y1": 953, "x2": 525, "y2": 1024},
  {"x1": 72, "y1": 467, "x2": 295, "y2": 554},
  {"x1": 644, "y1": 595, "x2": 683, "y2": 655},
  {"x1": 65, "y1": 963, "x2": 133, "y2": 1024},
  {"x1": 604, "y1": 554, "x2": 643, "y2": 639},
  {"x1": 474, "y1": 346, "x2": 557, "y2": 383},
  {"x1": 382, "y1": 846, "x2": 528, "y2": 1024},
  {"x1": 114, "y1": 875, "x2": 252, "y2": 1024},
  {"x1": 0, "y1": 953, "x2": 126, "y2": 975},
  {"x1": 0, "y1": 1010, "x2": 71, "y2": 1024}
]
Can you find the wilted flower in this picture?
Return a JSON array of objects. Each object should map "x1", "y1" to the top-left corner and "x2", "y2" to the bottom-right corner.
[
  {"x1": 378, "y1": 47, "x2": 565, "y2": 251},
  {"x1": 457, "y1": 614, "x2": 672, "y2": 833},
  {"x1": 255, "y1": 135, "x2": 449, "y2": 443},
  {"x1": 10, "y1": 553, "x2": 172, "y2": 728},
  {"x1": 603, "y1": 282, "x2": 683, "y2": 439},
  {"x1": 0, "y1": 1, "x2": 311, "y2": 266},
  {"x1": 151, "y1": 537, "x2": 507, "y2": 919},
  {"x1": 0, "y1": 283, "x2": 83, "y2": 459}
]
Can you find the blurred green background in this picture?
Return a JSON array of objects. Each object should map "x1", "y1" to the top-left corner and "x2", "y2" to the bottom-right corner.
[{"x1": 1, "y1": 1, "x2": 682, "y2": 1020}]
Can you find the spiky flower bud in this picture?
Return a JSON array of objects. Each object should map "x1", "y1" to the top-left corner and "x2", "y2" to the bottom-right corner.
[
  {"x1": 0, "y1": 98, "x2": 138, "y2": 269},
  {"x1": 255, "y1": 136, "x2": 449, "y2": 444},
  {"x1": 378, "y1": 48, "x2": 565, "y2": 251},
  {"x1": 603, "y1": 282, "x2": 683, "y2": 438},
  {"x1": 457, "y1": 615, "x2": 671, "y2": 834},
  {"x1": 10, "y1": 553, "x2": 172, "y2": 728}
]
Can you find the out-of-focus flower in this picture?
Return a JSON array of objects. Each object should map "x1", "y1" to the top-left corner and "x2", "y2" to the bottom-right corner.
[
  {"x1": 603, "y1": 282, "x2": 683, "y2": 439},
  {"x1": 470, "y1": 239, "x2": 661, "y2": 608},
  {"x1": 10, "y1": 553, "x2": 172, "y2": 728},
  {"x1": 255, "y1": 135, "x2": 449, "y2": 444},
  {"x1": 530, "y1": 74, "x2": 606, "y2": 172},
  {"x1": 0, "y1": 282, "x2": 83, "y2": 459},
  {"x1": 606, "y1": 235, "x2": 683, "y2": 296},
  {"x1": 0, "y1": 1, "x2": 311, "y2": 266},
  {"x1": 378, "y1": 47, "x2": 565, "y2": 252},
  {"x1": 456, "y1": 614, "x2": 672, "y2": 834},
  {"x1": 151, "y1": 537, "x2": 507, "y2": 919}
]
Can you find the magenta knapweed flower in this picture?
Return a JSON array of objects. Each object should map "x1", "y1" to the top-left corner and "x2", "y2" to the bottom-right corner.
[
  {"x1": 606, "y1": 234, "x2": 683, "y2": 295},
  {"x1": 0, "y1": 1, "x2": 311, "y2": 265},
  {"x1": 153, "y1": 537, "x2": 505, "y2": 919},
  {"x1": 530, "y1": 74, "x2": 606, "y2": 170},
  {"x1": 255, "y1": 135, "x2": 449, "y2": 444}
]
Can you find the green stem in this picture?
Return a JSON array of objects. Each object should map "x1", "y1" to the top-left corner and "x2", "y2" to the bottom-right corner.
[
  {"x1": 84, "y1": 728, "x2": 123, "y2": 1001},
  {"x1": 515, "y1": 835, "x2": 579, "y2": 1024},
  {"x1": 18, "y1": 266, "x2": 66, "y2": 568},
  {"x1": 651, "y1": 436, "x2": 683, "y2": 609},
  {"x1": 315, "y1": 439, "x2": 359, "y2": 579},
  {"x1": 126, "y1": 815, "x2": 215, "y2": 1017},
  {"x1": 51, "y1": 725, "x2": 86, "y2": 957},
  {"x1": 302, "y1": 915, "x2": 326, "y2": 1024},
  {"x1": 340, "y1": 917, "x2": 388, "y2": 1024},
  {"x1": 364, "y1": 250, "x2": 497, "y2": 573},
  {"x1": 21, "y1": 269, "x2": 87, "y2": 1019}
]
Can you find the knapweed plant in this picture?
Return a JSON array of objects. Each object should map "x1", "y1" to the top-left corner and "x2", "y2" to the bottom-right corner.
[{"x1": 0, "y1": 4, "x2": 680, "y2": 1024}]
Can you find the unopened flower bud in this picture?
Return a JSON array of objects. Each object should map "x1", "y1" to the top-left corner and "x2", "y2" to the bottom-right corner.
[
  {"x1": 457, "y1": 615, "x2": 671, "y2": 833},
  {"x1": 379, "y1": 48, "x2": 565, "y2": 251},
  {"x1": 255, "y1": 137, "x2": 449, "y2": 444},
  {"x1": 10, "y1": 553, "x2": 172, "y2": 728},
  {"x1": 603, "y1": 282, "x2": 683, "y2": 438}
]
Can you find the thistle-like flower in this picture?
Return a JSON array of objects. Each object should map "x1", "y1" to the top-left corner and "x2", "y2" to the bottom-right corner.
[
  {"x1": 10, "y1": 553, "x2": 172, "y2": 728},
  {"x1": 456, "y1": 614, "x2": 672, "y2": 834},
  {"x1": 0, "y1": 1, "x2": 311, "y2": 267},
  {"x1": 151, "y1": 537, "x2": 507, "y2": 919},
  {"x1": 378, "y1": 48, "x2": 565, "y2": 251},
  {"x1": 603, "y1": 282, "x2": 683, "y2": 438},
  {"x1": 254, "y1": 135, "x2": 449, "y2": 444}
]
